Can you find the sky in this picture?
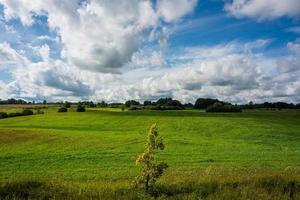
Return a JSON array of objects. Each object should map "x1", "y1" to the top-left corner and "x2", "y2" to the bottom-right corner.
[{"x1": 0, "y1": 0, "x2": 300, "y2": 104}]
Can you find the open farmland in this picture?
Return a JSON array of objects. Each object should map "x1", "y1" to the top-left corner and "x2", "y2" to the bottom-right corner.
[{"x1": 0, "y1": 106, "x2": 300, "y2": 199}]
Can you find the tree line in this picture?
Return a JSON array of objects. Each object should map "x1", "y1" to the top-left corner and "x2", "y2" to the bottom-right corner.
[{"x1": 1, "y1": 98, "x2": 300, "y2": 110}]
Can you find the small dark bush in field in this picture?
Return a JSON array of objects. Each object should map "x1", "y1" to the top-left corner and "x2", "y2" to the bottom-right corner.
[
  {"x1": 135, "y1": 124, "x2": 168, "y2": 195},
  {"x1": 58, "y1": 107, "x2": 68, "y2": 112},
  {"x1": 7, "y1": 109, "x2": 34, "y2": 118},
  {"x1": 8, "y1": 112, "x2": 22, "y2": 117},
  {"x1": 76, "y1": 104, "x2": 86, "y2": 112},
  {"x1": 22, "y1": 109, "x2": 34, "y2": 115},
  {"x1": 128, "y1": 106, "x2": 141, "y2": 110},
  {"x1": 0, "y1": 112, "x2": 8, "y2": 119},
  {"x1": 206, "y1": 103, "x2": 242, "y2": 112}
]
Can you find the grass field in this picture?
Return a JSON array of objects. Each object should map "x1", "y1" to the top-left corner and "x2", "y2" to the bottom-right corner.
[{"x1": 0, "y1": 106, "x2": 300, "y2": 199}]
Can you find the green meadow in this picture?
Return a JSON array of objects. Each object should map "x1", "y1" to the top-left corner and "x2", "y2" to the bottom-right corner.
[{"x1": 0, "y1": 106, "x2": 300, "y2": 199}]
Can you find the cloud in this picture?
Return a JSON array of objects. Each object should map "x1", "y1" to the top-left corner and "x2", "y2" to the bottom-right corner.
[
  {"x1": 225, "y1": 0, "x2": 300, "y2": 20},
  {"x1": 0, "y1": 42, "x2": 95, "y2": 100},
  {"x1": 157, "y1": 0, "x2": 197, "y2": 22},
  {"x1": 286, "y1": 26, "x2": 300, "y2": 34},
  {"x1": 1, "y1": 39, "x2": 300, "y2": 103},
  {"x1": 0, "y1": 0, "x2": 198, "y2": 73}
]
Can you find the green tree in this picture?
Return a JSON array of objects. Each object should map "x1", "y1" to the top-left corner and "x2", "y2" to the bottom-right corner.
[{"x1": 135, "y1": 124, "x2": 168, "y2": 194}]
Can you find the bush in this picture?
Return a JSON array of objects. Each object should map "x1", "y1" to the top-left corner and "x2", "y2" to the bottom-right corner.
[
  {"x1": 206, "y1": 103, "x2": 242, "y2": 112},
  {"x1": 76, "y1": 104, "x2": 86, "y2": 112},
  {"x1": 64, "y1": 102, "x2": 71, "y2": 108},
  {"x1": 125, "y1": 100, "x2": 140, "y2": 107},
  {"x1": 58, "y1": 107, "x2": 68, "y2": 112},
  {"x1": 128, "y1": 106, "x2": 142, "y2": 110},
  {"x1": 0, "y1": 112, "x2": 8, "y2": 119},
  {"x1": 22, "y1": 109, "x2": 34, "y2": 116},
  {"x1": 8, "y1": 112, "x2": 23, "y2": 117},
  {"x1": 194, "y1": 98, "x2": 220, "y2": 109},
  {"x1": 8, "y1": 109, "x2": 34, "y2": 118}
]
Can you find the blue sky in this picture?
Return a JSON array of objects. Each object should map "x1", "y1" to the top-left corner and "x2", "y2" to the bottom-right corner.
[{"x1": 0, "y1": 0, "x2": 300, "y2": 103}]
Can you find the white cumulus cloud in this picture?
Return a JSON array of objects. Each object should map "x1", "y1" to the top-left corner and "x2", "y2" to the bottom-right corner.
[{"x1": 225, "y1": 0, "x2": 300, "y2": 20}]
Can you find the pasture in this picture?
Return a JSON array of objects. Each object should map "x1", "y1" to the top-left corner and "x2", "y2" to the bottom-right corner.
[{"x1": 0, "y1": 106, "x2": 300, "y2": 199}]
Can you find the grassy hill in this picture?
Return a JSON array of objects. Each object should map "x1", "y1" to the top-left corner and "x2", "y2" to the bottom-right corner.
[{"x1": 0, "y1": 106, "x2": 300, "y2": 199}]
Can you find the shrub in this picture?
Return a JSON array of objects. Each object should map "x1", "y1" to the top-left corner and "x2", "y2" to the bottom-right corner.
[
  {"x1": 0, "y1": 112, "x2": 8, "y2": 119},
  {"x1": 125, "y1": 100, "x2": 140, "y2": 107},
  {"x1": 22, "y1": 109, "x2": 34, "y2": 115},
  {"x1": 8, "y1": 112, "x2": 23, "y2": 117},
  {"x1": 58, "y1": 107, "x2": 68, "y2": 112},
  {"x1": 128, "y1": 106, "x2": 141, "y2": 111},
  {"x1": 206, "y1": 103, "x2": 242, "y2": 112},
  {"x1": 64, "y1": 102, "x2": 71, "y2": 108},
  {"x1": 135, "y1": 124, "x2": 168, "y2": 195},
  {"x1": 76, "y1": 104, "x2": 86, "y2": 112},
  {"x1": 194, "y1": 98, "x2": 220, "y2": 109}
]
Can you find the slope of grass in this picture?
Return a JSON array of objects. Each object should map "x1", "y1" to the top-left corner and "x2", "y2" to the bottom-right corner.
[{"x1": 0, "y1": 106, "x2": 300, "y2": 198}]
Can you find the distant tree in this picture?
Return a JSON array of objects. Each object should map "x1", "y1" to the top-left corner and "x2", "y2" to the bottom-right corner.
[
  {"x1": 64, "y1": 101, "x2": 71, "y2": 108},
  {"x1": 98, "y1": 101, "x2": 108, "y2": 107},
  {"x1": 89, "y1": 101, "x2": 96, "y2": 108},
  {"x1": 58, "y1": 107, "x2": 68, "y2": 112},
  {"x1": 144, "y1": 100, "x2": 152, "y2": 106},
  {"x1": 0, "y1": 112, "x2": 8, "y2": 119},
  {"x1": 135, "y1": 124, "x2": 168, "y2": 194},
  {"x1": 43, "y1": 100, "x2": 47, "y2": 105},
  {"x1": 156, "y1": 98, "x2": 172, "y2": 106},
  {"x1": 22, "y1": 109, "x2": 34, "y2": 115},
  {"x1": 206, "y1": 102, "x2": 242, "y2": 112},
  {"x1": 183, "y1": 103, "x2": 194, "y2": 108},
  {"x1": 125, "y1": 100, "x2": 140, "y2": 107},
  {"x1": 165, "y1": 99, "x2": 183, "y2": 107},
  {"x1": 76, "y1": 104, "x2": 86, "y2": 112},
  {"x1": 194, "y1": 98, "x2": 220, "y2": 109}
]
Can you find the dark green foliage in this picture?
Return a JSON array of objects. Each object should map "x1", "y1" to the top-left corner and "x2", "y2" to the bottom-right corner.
[
  {"x1": 7, "y1": 109, "x2": 34, "y2": 118},
  {"x1": 89, "y1": 102, "x2": 96, "y2": 108},
  {"x1": 152, "y1": 98, "x2": 184, "y2": 110},
  {"x1": 22, "y1": 109, "x2": 34, "y2": 115},
  {"x1": 125, "y1": 100, "x2": 140, "y2": 107},
  {"x1": 0, "y1": 98, "x2": 27, "y2": 105},
  {"x1": 97, "y1": 101, "x2": 108, "y2": 107},
  {"x1": 156, "y1": 98, "x2": 173, "y2": 105},
  {"x1": 43, "y1": 100, "x2": 47, "y2": 105},
  {"x1": 0, "y1": 112, "x2": 8, "y2": 119},
  {"x1": 76, "y1": 104, "x2": 86, "y2": 112},
  {"x1": 109, "y1": 103, "x2": 124, "y2": 108},
  {"x1": 8, "y1": 112, "x2": 23, "y2": 117},
  {"x1": 206, "y1": 103, "x2": 242, "y2": 112},
  {"x1": 151, "y1": 105, "x2": 184, "y2": 110},
  {"x1": 128, "y1": 106, "x2": 141, "y2": 110},
  {"x1": 194, "y1": 98, "x2": 220, "y2": 109},
  {"x1": 184, "y1": 103, "x2": 194, "y2": 108},
  {"x1": 242, "y1": 101, "x2": 299, "y2": 110},
  {"x1": 64, "y1": 101, "x2": 71, "y2": 108},
  {"x1": 144, "y1": 100, "x2": 152, "y2": 106},
  {"x1": 58, "y1": 107, "x2": 68, "y2": 112}
]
